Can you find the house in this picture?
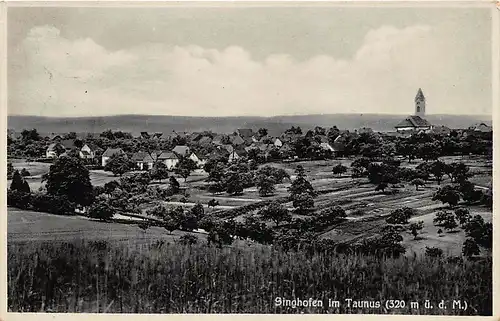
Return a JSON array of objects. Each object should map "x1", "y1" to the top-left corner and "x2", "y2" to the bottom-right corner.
[
  {"x1": 279, "y1": 143, "x2": 294, "y2": 159},
  {"x1": 80, "y1": 143, "x2": 98, "y2": 160},
  {"x1": 101, "y1": 148, "x2": 126, "y2": 167},
  {"x1": 228, "y1": 150, "x2": 244, "y2": 163},
  {"x1": 469, "y1": 123, "x2": 492, "y2": 133},
  {"x1": 395, "y1": 89, "x2": 433, "y2": 133},
  {"x1": 273, "y1": 138, "x2": 283, "y2": 148},
  {"x1": 332, "y1": 134, "x2": 349, "y2": 154},
  {"x1": 358, "y1": 127, "x2": 374, "y2": 134},
  {"x1": 430, "y1": 125, "x2": 452, "y2": 136},
  {"x1": 132, "y1": 151, "x2": 155, "y2": 170},
  {"x1": 230, "y1": 134, "x2": 245, "y2": 146},
  {"x1": 172, "y1": 145, "x2": 190, "y2": 157},
  {"x1": 395, "y1": 116, "x2": 432, "y2": 132},
  {"x1": 46, "y1": 142, "x2": 65, "y2": 158},
  {"x1": 219, "y1": 144, "x2": 234, "y2": 154},
  {"x1": 212, "y1": 135, "x2": 224, "y2": 146},
  {"x1": 152, "y1": 132, "x2": 163, "y2": 139},
  {"x1": 157, "y1": 151, "x2": 179, "y2": 170},
  {"x1": 197, "y1": 136, "x2": 213, "y2": 147},
  {"x1": 140, "y1": 132, "x2": 150, "y2": 139},
  {"x1": 237, "y1": 128, "x2": 254, "y2": 140},
  {"x1": 60, "y1": 139, "x2": 79, "y2": 151},
  {"x1": 189, "y1": 152, "x2": 206, "y2": 167}
]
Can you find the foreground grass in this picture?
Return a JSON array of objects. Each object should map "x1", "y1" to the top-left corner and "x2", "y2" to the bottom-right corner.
[{"x1": 8, "y1": 240, "x2": 491, "y2": 314}]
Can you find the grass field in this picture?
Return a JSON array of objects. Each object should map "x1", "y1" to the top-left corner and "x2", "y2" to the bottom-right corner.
[{"x1": 7, "y1": 239, "x2": 492, "y2": 314}]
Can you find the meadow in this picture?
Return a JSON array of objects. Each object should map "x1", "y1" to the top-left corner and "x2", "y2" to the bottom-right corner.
[{"x1": 7, "y1": 239, "x2": 492, "y2": 314}]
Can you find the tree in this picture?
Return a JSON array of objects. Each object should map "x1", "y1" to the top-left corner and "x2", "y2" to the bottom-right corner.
[
  {"x1": 433, "y1": 210, "x2": 453, "y2": 226},
  {"x1": 163, "y1": 216, "x2": 180, "y2": 234},
  {"x1": 174, "y1": 156, "x2": 197, "y2": 182},
  {"x1": 104, "y1": 153, "x2": 134, "y2": 176},
  {"x1": 104, "y1": 180, "x2": 120, "y2": 195},
  {"x1": 375, "y1": 182, "x2": 388, "y2": 193},
  {"x1": 259, "y1": 201, "x2": 291, "y2": 227},
  {"x1": 386, "y1": 207, "x2": 416, "y2": 225},
  {"x1": 459, "y1": 180, "x2": 482, "y2": 204},
  {"x1": 442, "y1": 214, "x2": 458, "y2": 232},
  {"x1": 288, "y1": 165, "x2": 315, "y2": 197},
  {"x1": 418, "y1": 142, "x2": 440, "y2": 161},
  {"x1": 317, "y1": 206, "x2": 346, "y2": 226},
  {"x1": 225, "y1": 171, "x2": 244, "y2": 195},
  {"x1": 21, "y1": 129, "x2": 41, "y2": 142},
  {"x1": 292, "y1": 193, "x2": 314, "y2": 214},
  {"x1": 7, "y1": 162, "x2": 13, "y2": 179},
  {"x1": 454, "y1": 207, "x2": 471, "y2": 226},
  {"x1": 332, "y1": 164, "x2": 347, "y2": 177},
  {"x1": 87, "y1": 196, "x2": 115, "y2": 221},
  {"x1": 43, "y1": 156, "x2": 93, "y2": 206},
  {"x1": 208, "y1": 199, "x2": 219, "y2": 208},
  {"x1": 408, "y1": 221, "x2": 424, "y2": 239},
  {"x1": 462, "y1": 238, "x2": 480, "y2": 258},
  {"x1": 463, "y1": 215, "x2": 492, "y2": 249},
  {"x1": 410, "y1": 178, "x2": 425, "y2": 191},
  {"x1": 191, "y1": 202, "x2": 205, "y2": 220},
  {"x1": 429, "y1": 160, "x2": 447, "y2": 185},
  {"x1": 257, "y1": 128, "x2": 268, "y2": 138},
  {"x1": 168, "y1": 176, "x2": 180, "y2": 194},
  {"x1": 150, "y1": 161, "x2": 169, "y2": 182},
  {"x1": 257, "y1": 174, "x2": 276, "y2": 197},
  {"x1": 10, "y1": 170, "x2": 26, "y2": 192},
  {"x1": 20, "y1": 168, "x2": 31, "y2": 177},
  {"x1": 432, "y1": 185, "x2": 461, "y2": 208},
  {"x1": 448, "y1": 162, "x2": 471, "y2": 184}
]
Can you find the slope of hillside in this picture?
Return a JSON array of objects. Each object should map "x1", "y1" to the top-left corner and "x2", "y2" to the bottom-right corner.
[{"x1": 8, "y1": 113, "x2": 491, "y2": 136}]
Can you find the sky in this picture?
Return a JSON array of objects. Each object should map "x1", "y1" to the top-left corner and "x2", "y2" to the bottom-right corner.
[{"x1": 7, "y1": 6, "x2": 493, "y2": 117}]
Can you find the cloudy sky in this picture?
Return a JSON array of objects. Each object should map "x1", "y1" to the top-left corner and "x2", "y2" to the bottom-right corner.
[{"x1": 8, "y1": 6, "x2": 492, "y2": 117}]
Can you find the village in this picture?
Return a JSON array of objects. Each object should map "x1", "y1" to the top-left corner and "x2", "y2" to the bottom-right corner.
[{"x1": 6, "y1": 89, "x2": 493, "y2": 314}]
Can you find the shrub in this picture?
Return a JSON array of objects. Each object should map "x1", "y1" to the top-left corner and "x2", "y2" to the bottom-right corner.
[
  {"x1": 425, "y1": 246, "x2": 443, "y2": 257},
  {"x1": 178, "y1": 234, "x2": 198, "y2": 246},
  {"x1": 87, "y1": 196, "x2": 115, "y2": 221},
  {"x1": 7, "y1": 190, "x2": 31, "y2": 209},
  {"x1": 30, "y1": 193, "x2": 76, "y2": 215},
  {"x1": 20, "y1": 168, "x2": 31, "y2": 177}
]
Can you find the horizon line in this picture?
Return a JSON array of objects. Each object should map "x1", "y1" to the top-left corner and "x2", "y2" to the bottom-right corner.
[{"x1": 7, "y1": 112, "x2": 493, "y2": 119}]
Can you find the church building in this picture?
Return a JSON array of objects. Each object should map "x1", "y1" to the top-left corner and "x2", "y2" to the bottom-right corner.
[{"x1": 395, "y1": 88, "x2": 433, "y2": 133}]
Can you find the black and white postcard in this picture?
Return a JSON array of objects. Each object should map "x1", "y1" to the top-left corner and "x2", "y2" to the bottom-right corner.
[{"x1": 2, "y1": 1, "x2": 497, "y2": 318}]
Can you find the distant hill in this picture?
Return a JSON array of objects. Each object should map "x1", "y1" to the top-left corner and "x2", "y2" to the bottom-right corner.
[{"x1": 7, "y1": 114, "x2": 492, "y2": 137}]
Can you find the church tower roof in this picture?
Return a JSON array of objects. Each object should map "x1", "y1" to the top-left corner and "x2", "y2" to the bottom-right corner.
[{"x1": 415, "y1": 88, "x2": 425, "y2": 102}]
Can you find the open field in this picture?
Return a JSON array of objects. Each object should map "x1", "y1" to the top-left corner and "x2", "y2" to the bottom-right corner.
[
  {"x1": 7, "y1": 208, "x2": 204, "y2": 244},
  {"x1": 8, "y1": 154, "x2": 492, "y2": 258},
  {"x1": 7, "y1": 239, "x2": 492, "y2": 314}
]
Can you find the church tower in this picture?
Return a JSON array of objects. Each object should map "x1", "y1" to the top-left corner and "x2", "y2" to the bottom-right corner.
[{"x1": 415, "y1": 88, "x2": 426, "y2": 117}]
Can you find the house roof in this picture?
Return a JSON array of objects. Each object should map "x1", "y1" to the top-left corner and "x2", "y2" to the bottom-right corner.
[
  {"x1": 231, "y1": 135, "x2": 245, "y2": 146},
  {"x1": 197, "y1": 136, "x2": 213, "y2": 145},
  {"x1": 131, "y1": 151, "x2": 148, "y2": 161},
  {"x1": 470, "y1": 123, "x2": 492, "y2": 132},
  {"x1": 220, "y1": 144, "x2": 234, "y2": 153},
  {"x1": 237, "y1": 128, "x2": 254, "y2": 138},
  {"x1": 102, "y1": 148, "x2": 125, "y2": 157},
  {"x1": 172, "y1": 145, "x2": 190, "y2": 156},
  {"x1": 395, "y1": 115, "x2": 431, "y2": 128},
  {"x1": 47, "y1": 142, "x2": 63, "y2": 151},
  {"x1": 158, "y1": 151, "x2": 178, "y2": 160},
  {"x1": 60, "y1": 139, "x2": 77, "y2": 149}
]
